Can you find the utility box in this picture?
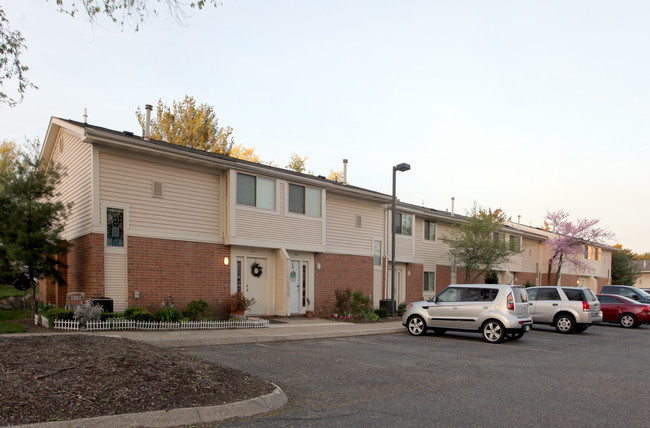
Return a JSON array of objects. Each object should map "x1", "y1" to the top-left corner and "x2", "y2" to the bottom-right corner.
[
  {"x1": 379, "y1": 299, "x2": 396, "y2": 315},
  {"x1": 90, "y1": 297, "x2": 114, "y2": 313}
]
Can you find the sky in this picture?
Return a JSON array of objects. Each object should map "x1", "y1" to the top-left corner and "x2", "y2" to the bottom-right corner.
[{"x1": 1, "y1": 1, "x2": 649, "y2": 253}]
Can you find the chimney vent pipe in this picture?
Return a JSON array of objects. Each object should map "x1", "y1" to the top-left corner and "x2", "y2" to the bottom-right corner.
[
  {"x1": 342, "y1": 159, "x2": 348, "y2": 184},
  {"x1": 144, "y1": 104, "x2": 153, "y2": 141},
  {"x1": 451, "y1": 197, "x2": 455, "y2": 216}
]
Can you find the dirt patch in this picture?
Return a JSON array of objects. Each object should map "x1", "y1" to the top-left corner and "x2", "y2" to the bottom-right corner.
[{"x1": 0, "y1": 335, "x2": 275, "y2": 426}]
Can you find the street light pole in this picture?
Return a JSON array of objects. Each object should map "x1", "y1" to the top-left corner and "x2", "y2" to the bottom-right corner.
[{"x1": 390, "y1": 162, "x2": 410, "y2": 317}]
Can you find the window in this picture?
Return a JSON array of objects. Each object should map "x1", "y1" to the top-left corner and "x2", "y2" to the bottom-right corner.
[
  {"x1": 394, "y1": 212, "x2": 412, "y2": 236},
  {"x1": 236, "y1": 173, "x2": 275, "y2": 210},
  {"x1": 436, "y1": 287, "x2": 462, "y2": 302},
  {"x1": 584, "y1": 245, "x2": 601, "y2": 261},
  {"x1": 289, "y1": 183, "x2": 321, "y2": 217},
  {"x1": 536, "y1": 289, "x2": 561, "y2": 301},
  {"x1": 509, "y1": 235, "x2": 521, "y2": 251},
  {"x1": 424, "y1": 272, "x2": 435, "y2": 292},
  {"x1": 373, "y1": 240, "x2": 382, "y2": 266},
  {"x1": 106, "y1": 208, "x2": 124, "y2": 247},
  {"x1": 465, "y1": 287, "x2": 499, "y2": 302},
  {"x1": 424, "y1": 220, "x2": 436, "y2": 241}
]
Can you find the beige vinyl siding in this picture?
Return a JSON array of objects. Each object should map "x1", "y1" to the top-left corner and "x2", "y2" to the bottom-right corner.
[
  {"x1": 234, "y1": 182, "x2": 323, "y2": 247},
  {"x1": 99, "y1": 151, "x2": 221, "y2": 242},
  {"x1": 326, "y1": 194, "x2": 384, "y2": 256},
  {"x1": 235, "y1": 209, "x2": 323, "y2": 246},
  {"x1": 274, "y1": 250, "x2": 288, "y2": 316},
  {"x1": 50, "y1": 129, "x2": 93, "y2": 240},
  {"x1": 105, "y1": 253, "x2": 128, "y2": 312},
  {"x1": 414, "y1": 218, "x2": 454, "y2": 269}
]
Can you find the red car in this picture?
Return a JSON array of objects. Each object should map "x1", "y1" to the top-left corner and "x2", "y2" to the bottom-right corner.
[{"x1": 597, "y1": 294, "x2": 650, "y2": 328}]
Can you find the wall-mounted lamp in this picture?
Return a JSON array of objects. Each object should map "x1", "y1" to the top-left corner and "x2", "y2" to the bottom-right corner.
[{"x1": 224, "y1": 257, "x2": 230, "y2": 266}]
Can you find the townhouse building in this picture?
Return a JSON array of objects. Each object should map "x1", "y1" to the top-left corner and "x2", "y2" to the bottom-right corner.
[{"x1": 37, "y1": 117, "x2": 614, "y2": 317}]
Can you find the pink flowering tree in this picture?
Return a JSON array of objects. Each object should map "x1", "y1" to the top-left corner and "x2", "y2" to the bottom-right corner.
[{"x1": 544, "y1": 210, "x2": 614, "y2": 286}]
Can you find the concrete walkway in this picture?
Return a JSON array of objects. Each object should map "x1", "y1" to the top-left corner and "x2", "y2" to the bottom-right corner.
[
  {"x1": 12, "y1": 318, "x2": 405, "y2": 428},
  {"x1": 95, "y1": 318, "x2": 405, "y2": 348}
]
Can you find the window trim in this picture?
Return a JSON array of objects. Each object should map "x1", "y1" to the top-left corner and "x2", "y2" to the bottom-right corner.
[
  {"x1": 424, "y1": 220, "x2": 436, "y2": 241},
  {"x1": 102, "y1": 202, "x2": 129, "y2": 255},
  {"x1": 394, "y1": 212, "x2": 412, "y2": 236}
]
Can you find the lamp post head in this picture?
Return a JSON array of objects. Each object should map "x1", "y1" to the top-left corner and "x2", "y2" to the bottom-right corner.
[{"x1": 394, "y1": 163, "x2": 410, "y2": 172}]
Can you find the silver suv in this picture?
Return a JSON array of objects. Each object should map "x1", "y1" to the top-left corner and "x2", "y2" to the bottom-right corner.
[
  {"x1": 402, "y1": 284, "x2": 533, "y2": 343},
  {"x1": 526, "y1": 286, "x2": 602, "y2": 333}
]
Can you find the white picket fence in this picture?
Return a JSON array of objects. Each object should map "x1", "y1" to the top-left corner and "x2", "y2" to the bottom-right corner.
[{"x1": 39, "y1": 316, "x2": 269, "y2": 332}]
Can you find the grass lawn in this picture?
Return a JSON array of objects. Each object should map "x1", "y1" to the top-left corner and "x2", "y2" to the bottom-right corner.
[
  {"x1": 0, "y1": 310, "x2": 31, "y2": 334},
  {"x1": 0, "y1": 285, "x2": 33, "y2": 299}
]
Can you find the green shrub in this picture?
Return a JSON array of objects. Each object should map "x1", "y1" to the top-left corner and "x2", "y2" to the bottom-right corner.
[
  {"x1": 397, "y1": 302, "x2": 407, "y2": 317},
  {"x1": 364, "y1": 311, "x2": 380, "y2": 322},
  {"x1": 100, "y1": 312, "x2": 122, "y2": 321},
  {"x1": 124, "y1": 306, "x2": 154, "y2": 322},
  {"x1": 182, "y1": 299, "x2": 211, "y2": 321},
  {"x1": 43, "y1": 307, "x2": 74, "y2": 322},
  {"x1": 374, "y1": 308, "x2": 389, "y2": 318},
  {"x1": 154, "y1": 306, "x2": 181, "y2": 322},
  {"x1": 524, "y1": 280, "x2": 535, "y2": 288}
]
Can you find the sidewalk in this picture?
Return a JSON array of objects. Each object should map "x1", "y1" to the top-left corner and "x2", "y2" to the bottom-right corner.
[{"x1": 94, "y1": 318, "x2": 405, "y2": 348}]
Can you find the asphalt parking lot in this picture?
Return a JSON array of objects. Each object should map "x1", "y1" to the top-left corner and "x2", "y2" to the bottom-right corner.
[{"x1": 191, "y1": 323, "x2": 649, "y2": 427}]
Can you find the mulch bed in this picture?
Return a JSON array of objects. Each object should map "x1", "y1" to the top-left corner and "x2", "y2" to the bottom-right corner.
[{"x1": 0, "y1": 335, "x2": 275, "y2": 426}]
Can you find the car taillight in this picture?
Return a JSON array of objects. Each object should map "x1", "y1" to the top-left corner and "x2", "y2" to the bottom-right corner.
[
  {"x1": 582, "y1": 301, "x2": 590, "y2": 311},
  {"x1": 644, "y1": 306, "x2": 650, "y2": 313},
  {"x1": 507, "y1": 293, "x2": 514, "y2": 311}
]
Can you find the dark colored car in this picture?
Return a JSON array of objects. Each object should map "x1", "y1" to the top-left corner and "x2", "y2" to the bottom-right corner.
[
  {"x1": 597, "y1": 294, "x2": 650, "y2": 328},
  {"x1": 600, "y1": 285, "x2": 650, "y2": 304}
]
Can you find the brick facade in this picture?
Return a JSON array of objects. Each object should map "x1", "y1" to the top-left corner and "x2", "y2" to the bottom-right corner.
[
  {"x1": 128, "y1": 236, "x2": 231, "y2": 317},
  {"x1": 314, "y1": 253, "x2": 374, "y2": 316},
  {"x1": 39, "y1": 233, "x2": 105, "y2": 307},
  {"x1": 436, "y1": 265, "x2": 452, "y2": 292}
]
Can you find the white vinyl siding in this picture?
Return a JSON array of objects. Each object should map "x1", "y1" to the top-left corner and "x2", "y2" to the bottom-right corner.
[
  {"x1": 50, "y1": 129, "x2": 93, "y2": 240},
  {"x1": 99, "y1": 151, "x2": 221, "y2": 242}
]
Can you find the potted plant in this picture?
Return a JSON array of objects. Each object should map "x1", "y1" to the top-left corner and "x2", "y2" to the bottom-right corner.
[{"x1": 230, "y1": 292, "x2": 255, "y2": 316}]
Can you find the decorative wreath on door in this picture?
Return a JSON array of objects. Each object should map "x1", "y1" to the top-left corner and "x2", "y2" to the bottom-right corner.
[{"x1": 251, "y1": 262, "x2": 263, "y2": 277}]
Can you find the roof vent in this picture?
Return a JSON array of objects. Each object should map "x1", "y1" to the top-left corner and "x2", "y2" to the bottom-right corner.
[{"x1": 122, "y1": 131, "x2": 134, "y2": 136}]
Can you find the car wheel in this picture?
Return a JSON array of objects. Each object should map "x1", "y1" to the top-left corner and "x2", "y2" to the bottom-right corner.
[
  {"x1": 482, "y1": 320, "x2": 505, "y2": 343},
  {"x1": 619, "y1": 313, "x2": 638, "y2": 328},
  {"x1": 407, "y1": 315, "x2": 427, "y2": 336},
  {"x1": 554, "y1": 314, "x2": 575, "y2": 334},
  {"x1": 432, "y1": 328, "x2": 446, "y2": 335},
  {"x1": 506, "y1": 332, "x2": 524, "y2": 341}
]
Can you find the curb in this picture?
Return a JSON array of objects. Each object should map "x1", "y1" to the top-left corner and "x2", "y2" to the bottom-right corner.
[{"x1": 12, "y1": 384, "x2": 287, "y2": 428}]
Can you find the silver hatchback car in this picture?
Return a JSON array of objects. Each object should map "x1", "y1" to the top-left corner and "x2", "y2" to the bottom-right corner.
[
  {"x1": 526, "y1": 286, "x2": 602, "y2": 333},
  {"x1": 402, "y1": 284, "x2": 533, "y2": 343}
]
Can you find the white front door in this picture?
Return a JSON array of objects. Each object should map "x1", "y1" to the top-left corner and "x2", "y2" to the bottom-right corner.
[
  {"x1": 236, "y1": 256, "x2": 267, "y2": 314},
  {"x1": 388, "y1": 264, "x2": 406, "y2": 305},
  {"x1": 289, "y1": 260, "x2": 310, "y2": 314}
]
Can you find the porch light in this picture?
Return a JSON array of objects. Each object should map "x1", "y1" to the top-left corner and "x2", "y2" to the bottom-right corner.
[{"x1": 224, "y1": 257, "x2": 230, "y2": 266}]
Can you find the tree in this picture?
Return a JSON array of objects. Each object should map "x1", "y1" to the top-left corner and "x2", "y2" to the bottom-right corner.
[
  {"x1": 543, "y1": 210, "x2": 614, "y2": 286},
  {"x1": 442, "y1": 204, "x2": 522, "y2": 283},
  {"x1": 0, "y1": 140, "x2": 21, "y2": 188},
  {"x1": 0, "y1": 141, "x2": 70, "y2": 314},
  {"x1": 611, "y1": 248, "x2": 641, "y2": 285},
  {"x1": 136, "y1": 96, "x2": 235, "y2": 154},
  {"x1": 328, "y1": 169, "x2": 343, "y2": 182},
  {"x1": 1, "y1": 1, "x2": 219, "y2": 106},
  {"x1": 229, "y1": 144, "x2": 261, "y2": 163},
  {"x1": 286, "y1": 154, "x2": 308, "y2": 173}
]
